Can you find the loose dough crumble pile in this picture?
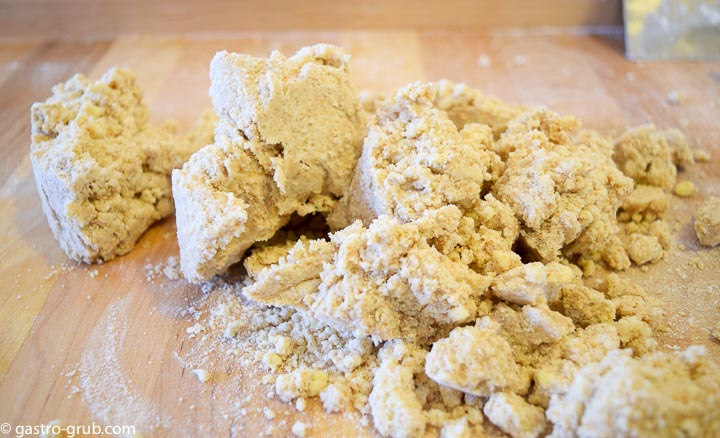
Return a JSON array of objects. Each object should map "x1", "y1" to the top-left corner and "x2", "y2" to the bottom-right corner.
[{"x1": 33, "y1": 45, "x2": 720, "y2": 437}]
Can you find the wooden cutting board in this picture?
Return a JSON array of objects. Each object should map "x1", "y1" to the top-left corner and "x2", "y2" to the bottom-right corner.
[{"x1": 1, "y1": 31, "x2": 719, "y2": 437}]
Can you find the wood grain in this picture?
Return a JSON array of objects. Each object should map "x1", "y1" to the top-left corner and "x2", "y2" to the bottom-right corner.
[
  {"x1": 0, "y1": 40, "x2": 112, "y2": 378},
  {"x1": 0, "y1": 32, "x2": 718, "y2": 437},
  {"x1": 0, "y1": 0, "x2": 622, "y2": 39}
]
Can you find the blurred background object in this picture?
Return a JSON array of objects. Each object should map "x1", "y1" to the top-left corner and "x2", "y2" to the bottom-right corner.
[
  {"x1": 624, "y1": 0, "x2": 720, "y2": 60},
  {"x1": 4, "y1": 0, "x2": 717, "y2": 60},
  {"x1": 0, "y1": 0, "x2": 623, "y2": 38}
]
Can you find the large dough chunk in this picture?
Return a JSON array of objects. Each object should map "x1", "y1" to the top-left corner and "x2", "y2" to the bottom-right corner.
[
  {"x1": 209, "y1": 44, "x2": 365, "y2": 210},
  {"x1": 174, "y1": 44, "x2": 365, "y2": 282},
  {"x1": 243, "y1": 206, "x2": 489, "y2": 342},
  {"x1": 31, "y1": 68, "x2": 207, "y2": 263},
  {"x1": 329, "y1": 82, "x2": 502, "y2": 229},
  {"x1": 547, "y1": 346, "x2": 720, "y2": 437},
  {"x1": 172, "y1": 135, "x2": 290, "y2": 282}
]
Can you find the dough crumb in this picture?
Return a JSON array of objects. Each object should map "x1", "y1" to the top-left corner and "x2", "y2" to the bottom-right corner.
[
  {"x1": 295, "y1": 397, "x2": 306, "y2": 412},
  {"x1": 614, "y1": 125, "x2": 676, "y2": 191},
  {"x1": 192, "y1": 369, "x2": 211, "y2": 383},
  {"x1": 477, "y1": 54, "x2": 491, "y2": 68},
  {"x1": 666, "y1": 90, "x2": 682, "y2": 105},
  {"x1": 495, "y1": 109, "x2": 632, "y2": 262},
  {"x1": 262, "y1": 407, "x2": 275, "y2": 420},
  {"x1": 662, "y1": 128, "x2": 693, "y2": 167},
  {"x1": 275, "y1": 368, "x2": 329, "y2": 401},
  {"x1": 674, "y1": 180, "x2": 696, "y2": 197},
  {"x1": 694, "y1": 149, "x2": 711, "y2": 162},
  {"x1": 291, "y1": 421, "x2": 309, "y2": 437}
]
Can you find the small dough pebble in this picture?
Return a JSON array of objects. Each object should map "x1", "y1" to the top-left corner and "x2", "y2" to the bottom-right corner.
[
  {"x1": 291, "y1": 421, "x2": 309, "y2": 437},
  {"x1": 673, "y1": 181, "x2": 696, "y2": 197},
  {"x1": 192, "y1": 369, "x2": 211, "y2": 383},
  {"x1": 694, "y1": 149, "x2": 711, "y2": 162},
  {"x1": 695, "y1": 197, "x2": 720, "y2": 247}
]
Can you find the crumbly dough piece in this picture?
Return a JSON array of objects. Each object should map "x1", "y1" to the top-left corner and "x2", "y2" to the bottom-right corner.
[
  {"x1": 422, "y1": 194, "x2": 521, "y2": 275},
  {"x1": 601, "y1": 273, "x2": 662, "y2": 330},
  {"x1": 173, "y1": 135, "x2": 289, "y2": 282},
  {"x1": 694, "y1": 149, "x2": 711, "y2": 162},
  {"x1": 601, "y1": 126, "x2": 686, "y2": 268},
  {"x1": 491, "y1": 302, "x2": 578, "y2": 360},
  {"x1": 179, "y1": 49, "x2": 712, "y2": 438},
  {"x1": 483, "y1": 391, "x2": 546, "y2": 438},
  {"x1": 662, "y1": 128, "x2": 694, "y2": 168},
  {"x1": 369, "y1": 341, "x2": 428, "y2": 438},
  {"x1": 547, "y1": 347, "x2": 720, "y2": 438},
  {"x1": 490, "y1": 262, "x2": 575, "y2": 306},
  {"x1": 243, "y1": 237, "x2": 334, "y2": 308},
  {"x1": 617, "y1": 219, "x2": 671, "y2": 266},
  {"x1": 529, "y1": 323, "x2": 622, "y2": 407},
  {"x1": 614, "y1": 125, "x2": 677, "y2": 190},
  {"x1": 328, "y1": 82, "x2": 522, "y2": 276},
  {"x1": 319, "y1": 383, "x2": 352, "y2": 413},
  {"x1": 31, "y1": 68, "x2": 204, "y2": 263},
  {"x1": 493, "y1": 106, "x2": 578, "y2": 160},
  {"x1": 209, "y1": 45, "x2": 365, "y2": 208},
  {"x1": 244, "y1": 206, "x2": 489, "y2": 342},
  {"x1": 425, "y1": 319, "x2": 521, "y2": 397},
  {"x1": 275, "y1": 368, "x2": 329, "y2": 402},
  {"x1": 619, "y1": 184, "x2": 670, "y2": 222},
  {"x1": 556, "y1": 284, "x2": 615, "y2": 328},
  {"x1": 174, "y1": 45, "x2": 365, "y2": 281},
  {"x1": 607, "y1": 184, "x2": 673, "y2": 267},
  {"x1": 625, "y1": 233, "x2": 664, "y2": 265},
  {"x1": 434, "y1": 80, "x2": 527, "y2": 139},
  {"x1": 615, "y1": 316, "x2": 657, "y2": 356},
  {"x1": 329, "y1": 82, "x2": 502, "y2": 229},
  {"x1": 695, "y1": 197, "x2": 720, "y2": 247},
  {"x1": 368, "y1": 340, "x2": 487, "y2": 438},
  {"x1": 493, "y1": 109, "x2": 633, "y2": 262}
]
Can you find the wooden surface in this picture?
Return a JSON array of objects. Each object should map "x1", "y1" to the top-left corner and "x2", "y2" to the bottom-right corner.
[
  {"x1": 0, "y1": 31, "x2": 719, "y2": 437},
  {"x1": 0, "y1": 0, "x2": 622, "y2": 39}
]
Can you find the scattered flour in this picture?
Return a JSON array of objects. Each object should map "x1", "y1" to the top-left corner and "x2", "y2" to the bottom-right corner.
[{"x1": 78, "y1": 296, "x2": 170, "y2": 433}]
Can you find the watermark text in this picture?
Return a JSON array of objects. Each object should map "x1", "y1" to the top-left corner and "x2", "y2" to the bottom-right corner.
[{"x1": 1, "y1": 421, "x2": 136, "y2": 437}]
